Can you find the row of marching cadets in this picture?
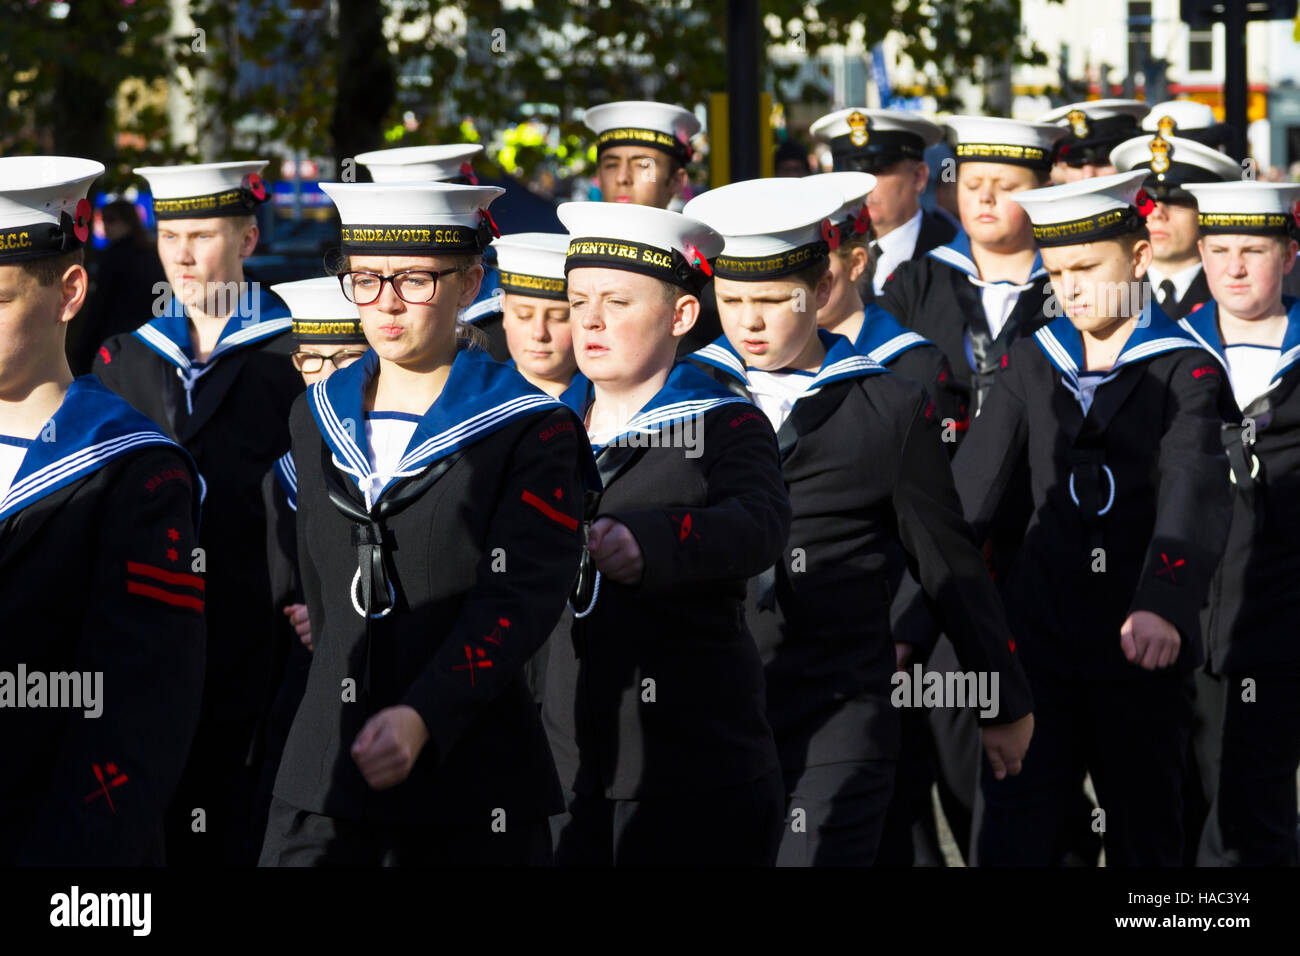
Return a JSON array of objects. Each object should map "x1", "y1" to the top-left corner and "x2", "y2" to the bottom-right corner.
[{"x1": 3, "y1": 92, "x2": 1298, "y2": 868}]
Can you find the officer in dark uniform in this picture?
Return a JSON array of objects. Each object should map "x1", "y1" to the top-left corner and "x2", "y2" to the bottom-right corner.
[
  {"x1": 808, "y1": 107, "x2": 958, "y2": 303},
  {"x1": 0, "y1": 156, "x2": 205, "y2": 865},
  {"x1": 260, "y1": 178, "x2": 594, "y2": 866},
  {"x1": 1178, "y1": 181, "x2": 1300, "y2": 865},
  {"x1": 247, "y1": 276, "x2": 369, "y2": 862},
  {"x1": 92, "y1": 160, "x2": 302, "y2": 866},
  {"x1": 917, "y1": 170, "x2": 1233, "y2": 866},
  {"x1": 1111, "y1": 128, "x2": 1241, "y2": 322},
  {"x1": 356, "y1": 144, "x2": 509, "y2": 360},
  {"x1": 685, "y1": 176, "x2": 1033, "y2": 866},
  {"x1": 1038, "y1": 98, "x2": 1149, "y2": 183},
  {"x1": 543, "y1": 201, "x2": 792, "y2": 866}
]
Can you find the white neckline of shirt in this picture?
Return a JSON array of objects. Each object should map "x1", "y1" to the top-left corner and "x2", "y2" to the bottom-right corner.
[{"x1": 1146, "y1": 261, "x2": 1202, "y2": 303}]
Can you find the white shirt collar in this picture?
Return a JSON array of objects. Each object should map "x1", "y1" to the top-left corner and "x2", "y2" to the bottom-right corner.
[
  {"x1": 872, "y1": 208, "x2": 924, "y2": 295},
  {"x1": 1146, "y1": 261, "x2": 1202, "y2": 303}
]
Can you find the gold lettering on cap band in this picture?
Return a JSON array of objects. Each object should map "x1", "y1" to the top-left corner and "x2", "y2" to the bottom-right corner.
[
  {"x1": 339, "y1": 224, "x2": 482, "y2": 251},
  {"x1": 292, "y1": 319, "x2": 364, "y2": 336},
  {"x1": 0, "y1": 229, "x2": 33, "y2": 251},
  {"x1": 1198, "y1": 212, "x2": 1289, "y2": 231},
  {"x1": 955, "y1": 143, "x2": 1048, "y2": 162},
  {"x1": 712, "y1": 240, "x2": 828, "y2": 280},
  {"x1": 498, "y1": 270, "x2": 567, "y2": 296}
]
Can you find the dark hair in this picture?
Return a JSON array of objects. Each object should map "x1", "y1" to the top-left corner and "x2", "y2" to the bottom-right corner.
[
  {"x1": 791, "y1": 256, "x2": 830, "y2": 289},
  {"x1": 18, "y1": 249, "x2": 84, "y2": 287}
]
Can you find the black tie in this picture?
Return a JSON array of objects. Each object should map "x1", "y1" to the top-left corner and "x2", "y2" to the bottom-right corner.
[
  {"x1": 1158, "y1": 279, "x2": 1177, "y2": 308},
  {"x1": 868, "y1": 241, "x2": 884, "y2": 289}
]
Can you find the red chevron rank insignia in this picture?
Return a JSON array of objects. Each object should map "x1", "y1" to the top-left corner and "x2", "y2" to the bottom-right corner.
[{"x1": 126, "y1": 561, "x2": 205, "y2": 613}]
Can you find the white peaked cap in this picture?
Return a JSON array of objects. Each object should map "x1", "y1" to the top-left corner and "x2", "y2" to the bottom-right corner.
[
  {"x1": 354, "y1": 144, "x2": 483, "y2": 183},
  {"x1": 942, "y1": 116, "x2": 1065, "y2": 170},
  {"x1": 683, "y1": 178, "x2": 845, "y2": 279},
  {"x1": 809, "y1": 108, "x2": 943, "y2": 147},
  {"x1": 271, "y1": 276, "x2": 361, "y2": 321},
  {"x1": 1110, "y1": 133, "x2": 1240, "y2": 190},
  {"x1": 320, "y1": 181, "x2": 504, "y2": 254},
  {"x1": 492, "y1": 232, "x2": 571, "y2": 299},
  {"x1": 583, "y1": 101, "x2": 700, "y2": 163},
  {"x1": 559, "y1": 201, "x2": 722, "y2": 291},
  {"x1": 1038, "y1": 98, "x2": 1150, "y2": 125},
  {"x1": 1011, "y1": 169, "x2": 1151, "y2": 247},
  {"x1": 1142, "y1": 100, "x2": 1218, "y2": 133},
  {"x1": 133, "y1": 160, "x2": 270, "y2": 218},
  {"x1": 807, "y1": 171, "x2": 878, "y2": 224},
  {"x1": 0, "y1": 155, "x2": 103, "y2": 261},
  {"x1": 1183, "y1": 182, "x2": 1300, "y2": 236}
]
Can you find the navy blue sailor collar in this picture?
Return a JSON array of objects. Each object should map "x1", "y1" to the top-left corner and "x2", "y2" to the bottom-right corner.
[
  {"x1": 1033, "y1": 299, "x2": 1204, "y2": 392},
  {"x1": 1178, "y1": 295, "x2": 1300, "y2": 390},
  {"x1": 691, "y1": 328, "x2": 888, "y2": 395},
  {"x1": 580, "y1": 360, "x2": 755, "y2": 453},
  {"x1": 133, "y1": 284, "x2": 292, "y2": 411},
  {"x1": 0, "y1": 375, "x2": 192, "y2": 522},
  {"x1": 309, "y1": 344, "x2": 572, "y2": 504},
  {"x1": 853, "y1": 304, "x2": 934, "y2": 365},
  {"x1": 927, "y1": 229, "x2": 1047, "y2": 288}
]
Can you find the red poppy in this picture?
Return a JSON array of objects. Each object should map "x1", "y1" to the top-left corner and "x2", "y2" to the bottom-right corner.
[
  {"x1": 821, "y1": 218, "x2": 841, "y2": 251},
  {"x1": 460, "y1": 162, "x2": 479, "y2": 186},
  {"x1": 480, "y1": 208, "x2": 501, "y2": 238},
  {"x1": 684, "y1": 243, "x2": 711, "y2": 277},
  {"x1": 1134, "y1": 188, "x2": 1155, "y2": 217},
  {"x1": 853, "y1": 203, "x2": 871, "y2": 235},
  {"x1": 242, "y1": 173, "x2": 266, "y2": 201},
  {"x1": 73, "y1": 198, "x2": 91, "y2": 242},
  {"x1": 1292, "y1": 199, "x2": 1300, "y2": 229}
]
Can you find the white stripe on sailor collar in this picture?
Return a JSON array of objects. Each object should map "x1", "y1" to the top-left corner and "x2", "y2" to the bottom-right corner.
[{"x1": 928, "y1": 241, "x2": 1046, "y2": 288}]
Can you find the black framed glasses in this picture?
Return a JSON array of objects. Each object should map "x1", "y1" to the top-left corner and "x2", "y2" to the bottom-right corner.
[
  {"x1": 291, "y1": 348, "x2": 369, "y2": 373},
  {"x1": 338, "y1": 267, "x2": 463, "y2": 306}
]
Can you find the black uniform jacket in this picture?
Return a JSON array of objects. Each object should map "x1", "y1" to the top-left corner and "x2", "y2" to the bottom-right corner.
[
  {"x1": 913, "y1": 306, "x2": 1233, "y2": 680},
  {"x1": 880, "y1": 231, "x2": 1056, "y2": 423},
  {"x1": 1179, "y1": 297, "x2": 1300, "y2": 675},
  {"x1": 850, "y1": 302, "x2": 967, "y2": 440},
  {"x1": 274, "y1": 346, "x2": 594, "y2": 824},
  {"x1": 865, "y1": 208, "x2": 959, "y2": 305},
  {"x1": 1, "y1": 376, "x2": 204, "y2": 864},
  {"x1": 543, "y1": 361, "x2": 791, "y2": 800},
  {"x1": 93, "y1": 287, "x2": 301, "y2": 726},
  {"x1": 1159, "y1": 267, "x2": 1212, "y2": 322},
  {"x1": 691, "y1": 332, "x2": 1031, "y2": 772}
]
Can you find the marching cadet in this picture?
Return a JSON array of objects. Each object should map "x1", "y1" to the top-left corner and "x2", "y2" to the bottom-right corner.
[
  {"x1": 0, "y1": 156, "x2": 204, "y2": 864},
  {"x1": 810, "y1": 170, "x2": 965, "y2": 432},
  {"x1": 495, "y1": 231, "x2": 590, "y2": 409},
  {"x1": 248, "y1": 276, "x2": 368, "y2": 862},
  {"x1": 355, "y1": 144, "x2": 509, "y2": 360},
  {"x1": 1110, "y1": 128, "x2": 1240, "y2": 321},
  {"x1": 922, "y1": 170, "x2": 1232, "y2": 865},
  {"x1": 92, "y1": 160, "x2": 301, "y2": 866},
  {"x1": 881, "y1": 117, "x2": 1065, "y2": 428},
  {"x1": 1177, "y1": 182, "x2": 1300, "y2": 866},
  {"x1": 542, "y1": 202, "x2": 791, "y2": 866},
  {"x1": 808, "y1": 108, "x2": 957, "y2": 302},
  {"x1": 684, "y1": 177, "x2": 1033, "y2": 866},
  {"x1": 1109, "y1": 130, "x2": 1242, "y2": 862},
  {"x1": 583, "y1": 100, "x2": 721, "y2": 354},
  {"x1": 493, "y1": 231, "x2": 589, "y2": 705},
  {"x1": 1037, "y1": 99, "x2": 1148, "y2": 183},
  {"x1": 260, "y1": 179, "x2": 593, "y2": 866}
]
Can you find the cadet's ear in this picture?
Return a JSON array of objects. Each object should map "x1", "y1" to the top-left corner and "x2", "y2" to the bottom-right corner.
[
  {"x1": 814, "y1": 269, "x2": 834, "y2": 311},
  {"x1": 59, "y1": 263, "x2": 89, "y2": 325},
  {"x1": 912, "y1": 160, "x2": 930, "y2": 195},
  {"x1": 1131, "y1": 236, "x2": 1153, "y2": 280},
  {"x1": 847, "y1": 245, "x2": 870, "y2": 284},
  {"x1": 668, "y1": 164, "x2": 689, "y2": 200},
  {"x1": 456, "y1": 263, "x2": 485, "y2": 309},
  {"x1": 237, "y1": 221, "x2": 259, "y2": 259},
  {"x1": 669, "y1": 291, "x2": 699, "y2": 338},
  {"x1": 1282, "y1": 239, "x2": 1299, "y2": 274}
]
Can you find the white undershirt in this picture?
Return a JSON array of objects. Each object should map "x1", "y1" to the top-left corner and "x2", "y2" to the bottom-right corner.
[
  {"x1": 979, "y1": 283, "x2": 1023, "y2": 340},
  {"x1": 0, "y1": 436, "x2": 31, "y2": 503},
  {"x1": 361, "y1": 412, "x2": 420, "y2": 507},
  {"x1": 747, "y1": 368, "x2": 819, "y2": 431},
  {"x1": 872, "y1": 209, "x2": 924, "y2": 295},
  {"x1": 1074, "y1": 371, "x2": 1109, "y2": 415},
  {"x1": 1224, "y1": 344, "x2": 1280, "y2": 409}
]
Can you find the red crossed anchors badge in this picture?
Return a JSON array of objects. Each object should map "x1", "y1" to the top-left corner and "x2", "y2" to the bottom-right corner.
[
  {"x1": 453, "y1": 645, "x2": 493, "y2": 686},
  {"x1": 1156, "y1": 553, "x2": 1186, "y2": 583},
  {"x1": 84, "y1": 762, "x2": 128, "y2": 812}
]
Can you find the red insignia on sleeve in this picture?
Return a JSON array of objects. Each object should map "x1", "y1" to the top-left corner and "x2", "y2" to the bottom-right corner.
[
  {"x1": 453, "y1": 644, "x2": 493, "y2": 685},
  {"x1": 1001, "y1": 354, "x2": 1010, "y2": 369},
  {"x1": 1155, "y1": 553, "x2": 1185, "y2": 583},
  {"x1": 84, "y1": 762, "x2": 129, "y2": 812},
  {"x1": 98, "y1": 346, "x2": 112, "y2": 365},
  {"x1": 728, "y1": 410, "x2": 762, "y2": 429},
  {"x1": 1192, "y1": 364, "x2": 1219, "y2": 379},
  {"x1": 521, "y1": 489, "x2": 579, "y2": 530},
  {"x1": 670, "y1": 512, "x2": 700, "y2": 543},
  {"x1": 483, "y1": 617, "x2": 510, "y2": 646},
  {"x1": 1008, "y1": 640, "x2": 1015, "y2": 653},
  {"x1": 126, "y1": 560, "x2": 204, "y2": 612}
]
